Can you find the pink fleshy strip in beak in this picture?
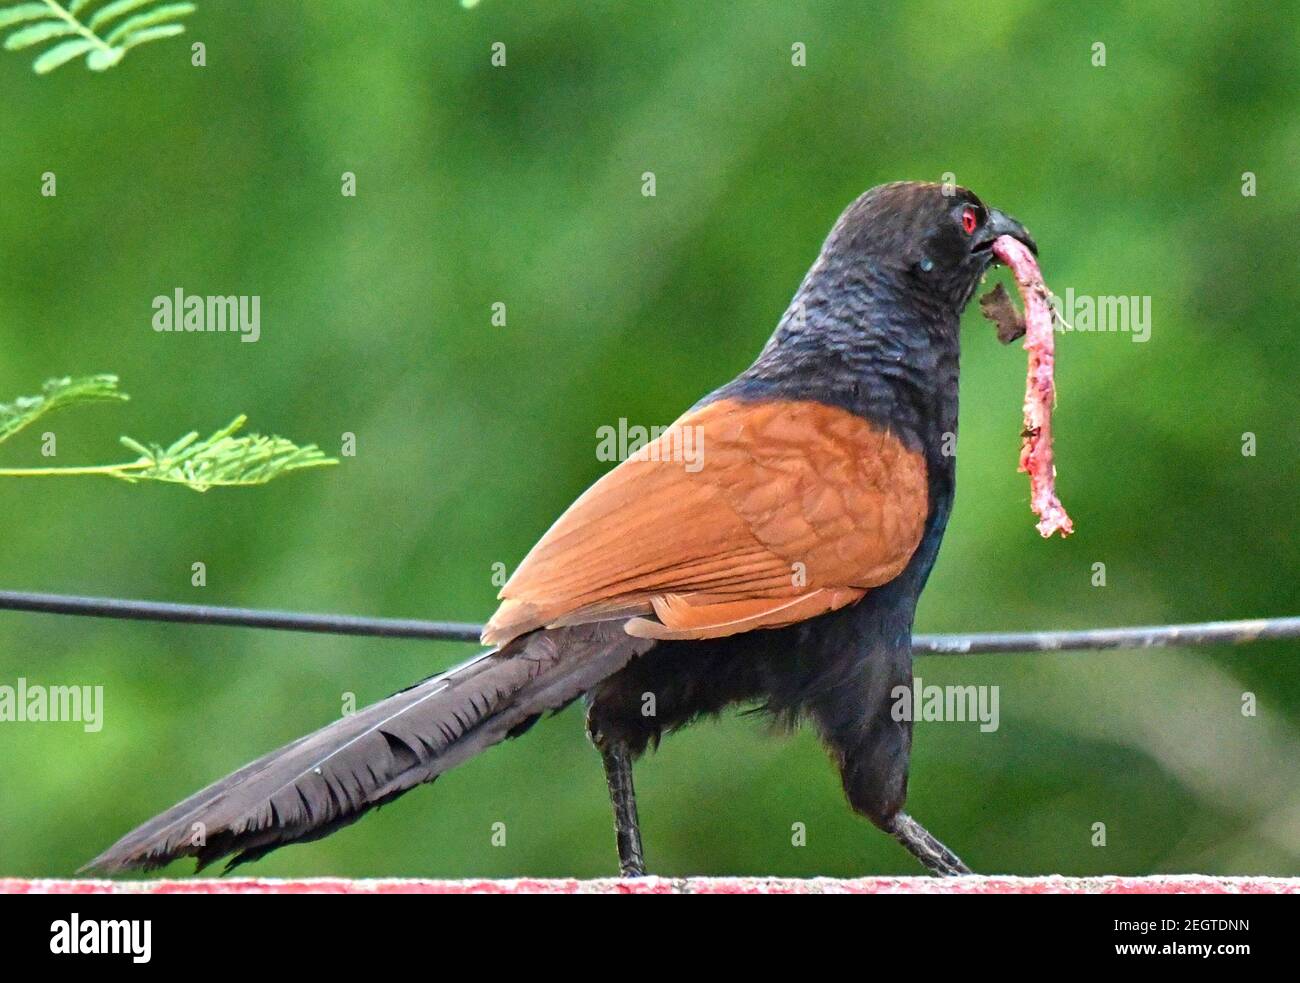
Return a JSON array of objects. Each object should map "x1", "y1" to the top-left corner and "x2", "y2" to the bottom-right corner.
[{"x1": 991, "y1": 235, "x2": 1074, "y2": 539}]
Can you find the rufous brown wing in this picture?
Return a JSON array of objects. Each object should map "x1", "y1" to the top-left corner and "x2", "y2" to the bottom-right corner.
[{"x1": 482, "y1": 398, "x2": 928, "y2": 646}]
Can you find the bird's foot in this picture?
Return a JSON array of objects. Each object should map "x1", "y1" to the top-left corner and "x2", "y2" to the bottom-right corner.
[{"x1": 886, "y1": 812, "x2": 972, "y2": 877}]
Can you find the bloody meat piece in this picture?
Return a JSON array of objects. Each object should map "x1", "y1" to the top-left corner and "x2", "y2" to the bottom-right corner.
[
  {"x1": 990, "y1": 235, "x2": 1074, "y2": 538},
  {"x1": 978, "y1": 282, "x2": 1026, "y2": 344}
]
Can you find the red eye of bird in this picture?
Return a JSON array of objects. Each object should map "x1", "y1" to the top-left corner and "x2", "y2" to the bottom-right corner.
[{"x1": 961, "y1": 206, "x2": 978, "y2": 235}]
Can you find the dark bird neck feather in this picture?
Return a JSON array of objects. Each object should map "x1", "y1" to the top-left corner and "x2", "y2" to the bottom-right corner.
[{"x1": 704, "y1": 246, "x2": 962, "y2": 603}]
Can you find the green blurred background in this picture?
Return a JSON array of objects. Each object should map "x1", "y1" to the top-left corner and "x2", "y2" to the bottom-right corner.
[{"x1": 1, "y1": 1, "x2": 1296, "y2": 879}]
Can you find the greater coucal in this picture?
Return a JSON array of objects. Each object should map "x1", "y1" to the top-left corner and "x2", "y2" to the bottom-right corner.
[{"x1": 88, "y1": 181, "x2": 1038, "y2": 877}]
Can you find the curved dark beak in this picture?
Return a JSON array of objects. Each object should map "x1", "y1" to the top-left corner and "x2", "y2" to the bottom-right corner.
[{"x1": 979, "y1": 207, "x2": 1037, "y2": 256}]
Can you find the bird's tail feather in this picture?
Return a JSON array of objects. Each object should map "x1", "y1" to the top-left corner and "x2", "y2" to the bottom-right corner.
[{"x1": 83, "y1": 622, "x2": 653, "y2": 873}]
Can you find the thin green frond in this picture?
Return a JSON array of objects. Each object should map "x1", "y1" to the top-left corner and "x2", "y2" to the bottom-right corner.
[
  {"x1": 103, "y1": 1, "x2": 190, "y2": 44},
  {"x1": 4, "y1": 18, "x2": 75, "y2": 49},
  {"x1": 85, "y1": 41, "x2": 120, "y2": 68},
  {"x1": 86, "y1": 0, "x2": 153, "y2": 30},
  {"x1": 0, "y1": 3, "x2": 49, "y2": 29},
  {"x1": 2, "y1": 0, "x2": 193, "y2": 73},
  {"x1": 115, "y1": 416, "x2": 338, "y2": 491},
  {"x1": 119, "y1": 20, "x2": 181, "y2": 50},
  {"x1": 0, "y1": 374, "x2": 127, "y2": 445},
  {"x1": 0, "y1": 376, "x2": 335, "y2": 491},
  {"x1": 32, "y1": 33, "x2": 92, "y2": 70}
]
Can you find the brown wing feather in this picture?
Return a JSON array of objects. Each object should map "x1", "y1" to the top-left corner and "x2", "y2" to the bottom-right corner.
[
  {"x1": 482, "y1": 398, "x2": 928, "y2": 645},
  {"x1": 624, "y1": 587, "x2": 866, "y2": 640}
]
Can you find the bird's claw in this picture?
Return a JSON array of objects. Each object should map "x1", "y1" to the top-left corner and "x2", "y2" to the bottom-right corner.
[{"x1": 887, "y1": 812, "x2": 973, "y2": 877}]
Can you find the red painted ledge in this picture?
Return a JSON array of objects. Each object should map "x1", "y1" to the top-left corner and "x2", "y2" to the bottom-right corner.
[{"x1": 3, "y1": 875, "x2": 1298, "y2": 895}]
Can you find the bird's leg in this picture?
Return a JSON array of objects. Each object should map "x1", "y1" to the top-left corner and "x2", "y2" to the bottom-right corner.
[
  {"x1": 804, "y1": 608, "x2": 973, "y2": 878},
  {"x1": 598, "y1": 739, "x2": 647, "y2": 877},
  {"x1": 885, "y1": 812, "x2": 971, "y2": 876}
]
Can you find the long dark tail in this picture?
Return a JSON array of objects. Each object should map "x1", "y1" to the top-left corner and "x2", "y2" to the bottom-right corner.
[{"x1": 84, "y1": 623, "x2": 654, "y2": 873}]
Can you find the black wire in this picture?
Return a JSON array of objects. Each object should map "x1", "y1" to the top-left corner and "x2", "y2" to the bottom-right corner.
[
  {"x1": 0, "y1": 591, "x2": 483, "y2": 642},
  {"x1": 916, "y1": 617, "x2": 1300, "y2": 655},
  {"x1": 0, "y1": 590, "x2": 1296, "y2": 655}
]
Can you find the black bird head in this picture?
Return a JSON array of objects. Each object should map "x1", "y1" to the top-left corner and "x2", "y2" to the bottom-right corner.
[
  {"x1": 819, "y1": 181, "x2": 1037, "y2": 313},
  {"x1": 734, "y1": 180, "x2": 1039, "y2": 460}
]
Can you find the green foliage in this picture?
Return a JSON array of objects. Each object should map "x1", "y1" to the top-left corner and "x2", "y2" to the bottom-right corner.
[
  {"x1": 0, "y1": 375, "x2": 336, "y2": 490},
  {"x1": 0, "y1": 374, "x2": 126, "y2": 444},
  {"x1": 0, "y1": 0, "x2": 193, "y2": 73},
  {"x1": 116, "y1": 416, "x2": 336, "y2": 491}
]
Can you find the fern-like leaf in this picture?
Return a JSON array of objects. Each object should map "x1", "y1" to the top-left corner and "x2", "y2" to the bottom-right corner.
[
  {"x1": 0, "y1": 0, "x2": 194, "y2": 73},
  {"x1": 5, "y1": 19, "x2": 75, "y2": 49},
  {"x1": 0, "y1": 375, "x2": 336, "y2": 491},
  {"x1": 118, "y1": 19, "x2": 180, "y2": 50},
  {"x1": 0, "y1": 374, "x2": 128, "y2": 445},
  {"x1": 103, "y1": 1, "x2": 188, "y2": 43},
  {"x1": 32, "y1": 34, "x2": 92, "y2": 70},
  {"x1": 0, "y1": 3, "x2": 50, "y2": 29},
  {"x1": 116, "y1": 416, "x2": 337, "y2": 491}
]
